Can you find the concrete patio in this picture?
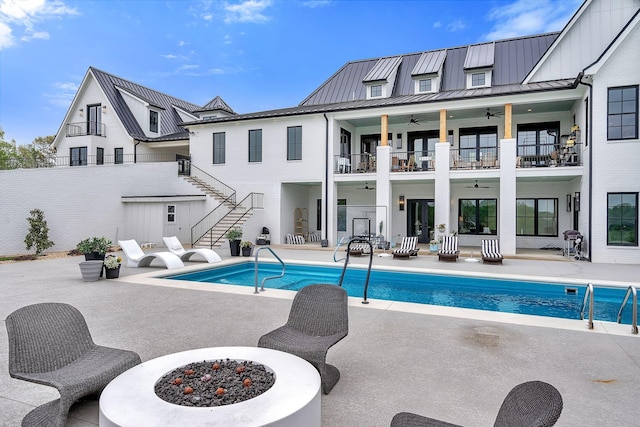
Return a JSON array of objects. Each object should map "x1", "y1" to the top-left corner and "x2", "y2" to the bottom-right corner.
[{"x1": 1, "y1": 246, "x2": 639, "y2": 426}]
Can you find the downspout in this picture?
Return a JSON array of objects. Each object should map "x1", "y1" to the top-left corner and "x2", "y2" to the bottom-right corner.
[
  {"x1": 576, "y1": 71, "x2": 593, "y2": 262},
  {"x1": 134, "y1": 140, "x2": 140, "y2": 163},
  {"x1": 324, "y1": 114, "x2": 329, "y2": 242}
]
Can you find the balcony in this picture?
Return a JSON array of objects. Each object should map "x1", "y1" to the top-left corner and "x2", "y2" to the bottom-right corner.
[{"x1": 66, "y1": 121, "x2": 106, "y2": 137}]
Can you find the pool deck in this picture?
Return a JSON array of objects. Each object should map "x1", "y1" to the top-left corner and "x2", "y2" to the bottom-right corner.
[{"x1": 1, "y1": 245, "x2": 639, "y2": 426}]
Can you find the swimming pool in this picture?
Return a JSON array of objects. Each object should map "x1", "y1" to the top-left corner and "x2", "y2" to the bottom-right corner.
[{"x1": 166, "y1": 261, "x2": 633, "y2": 324}]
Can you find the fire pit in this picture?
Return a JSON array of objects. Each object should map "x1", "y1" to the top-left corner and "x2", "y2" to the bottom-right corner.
[{"x1": 99, "y1": 347, "x2": 321, "y2": 427}]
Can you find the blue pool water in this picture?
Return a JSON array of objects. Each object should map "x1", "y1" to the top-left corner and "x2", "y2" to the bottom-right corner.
[{"x1": 166, "y1": 262, "x2": 633, "y2": 323}]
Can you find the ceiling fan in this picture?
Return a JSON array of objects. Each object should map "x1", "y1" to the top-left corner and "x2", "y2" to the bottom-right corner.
[
  {"x1": 357, "y1": 182, "x2": 375, "y2": 190},
  {"x1": 408, "y1": 115, "x2": 424, "y2": 125},
  {"x1": 466, "y1": 180, "x2": 491, "y2": 189},
  {"x1": 484, "y1": 108, "x2": 502, "y2": 120}
]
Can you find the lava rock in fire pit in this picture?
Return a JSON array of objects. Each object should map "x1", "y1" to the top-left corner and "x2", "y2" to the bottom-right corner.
[{"x1": 155, "y1": 359, "x2": 275, "y2": 407}]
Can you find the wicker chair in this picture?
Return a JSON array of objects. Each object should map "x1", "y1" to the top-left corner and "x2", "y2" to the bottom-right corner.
[
  {"x1": 6, "y1": 303, "x2": 141, "y2": 427},
  {"x1": 390, "y1": 380, "x2": 563, "y2": 427},
  {"x1": 258, "y1": 284, "x2": 348, "y2": 394}
]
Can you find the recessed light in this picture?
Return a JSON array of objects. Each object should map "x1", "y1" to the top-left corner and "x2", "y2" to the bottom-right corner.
[{"x1": 527, "y1": 108, "x2": 532, "y2": 112}]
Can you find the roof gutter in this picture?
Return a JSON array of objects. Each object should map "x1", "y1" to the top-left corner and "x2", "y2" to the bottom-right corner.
[{"x1": 576, "y1": 71, "x2": 592, "y2": 262}]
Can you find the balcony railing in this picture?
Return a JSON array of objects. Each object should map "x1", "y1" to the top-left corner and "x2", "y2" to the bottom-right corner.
[
  {"x1": 391, "y1": 151, "x2": 435, "y2": 172},
  {"x1": 334, "y1": 154, "x2": 376, "y2": 174},
  {"x1": 517, "y1": 141, "x2": 582, "y2": 168},
  {"x1": 66, "y1": 121, "x2": 106, "y2": 137},
  {"x1": 450, "y1": 148, "x2": 499, "y2": 170},
  {"x1": 1, "y1": 153, "x2": 181, "y2": 170}
]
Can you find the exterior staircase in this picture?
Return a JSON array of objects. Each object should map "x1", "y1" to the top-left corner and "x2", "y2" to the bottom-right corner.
[{"x1": 182, "y1": 164, "x2": 263, "y2": 248}]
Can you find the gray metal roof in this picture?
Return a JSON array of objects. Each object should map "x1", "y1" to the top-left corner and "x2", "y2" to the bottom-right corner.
[
  {"x1": 90, "y1": 67, "x2": 232, "y2": 142},
  {"x1": 195, "y1": 96, "x2": 236, "y2": 114},
  {"x1": 362, "y1": 56, "x2": 403, "y2": 82},
  {"x1": 464, "y1": 42, "x2": 495, "y2": 69},
  {"x1": 300, "y1": 33, "x2": 558, "y2": 106},
  {"x1": 411, "y1": 50, "x2": 447, "y2": 76}
]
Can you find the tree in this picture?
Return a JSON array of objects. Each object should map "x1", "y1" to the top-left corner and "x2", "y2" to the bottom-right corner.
[
  {"x1": 24, "y1": 209, "x2": 55, "y2": 255},
  {"x1": 0, "y1": 128, "x2": 56, "y2": 169},
  {"x1": 0, "y1": 127, "x2": 19, "y2": 169}
]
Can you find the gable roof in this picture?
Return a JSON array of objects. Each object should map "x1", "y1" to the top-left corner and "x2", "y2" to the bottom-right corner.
[
  {"x1": 300, "y1": 33, "x2": 558, "y2": 106},
  {"x1": 196, "y1": 96, "x2": 237, "y2": 114},
  {"x1": 363, "y1": 56, "x2": 403, "y2": 82}
]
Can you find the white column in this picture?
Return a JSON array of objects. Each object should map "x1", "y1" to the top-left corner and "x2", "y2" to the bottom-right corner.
[
  {"x1": 376, "y1": 145, "x2": 391, "y2": 239},
  {"x1": 325, "y1": 116, "x2": 336, "y2": 246},
  {"x1": 434, "y1": 142, "x2": 451, "y2": 234},
  {"x1": 499, "y1": 138, "x2": 517, "y2": 255}
]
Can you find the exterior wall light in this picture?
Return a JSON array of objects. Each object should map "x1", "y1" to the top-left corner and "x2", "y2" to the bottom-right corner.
[
  {"x1": 574, "y1": 192, "x2": 581, "y2": 212},
  {"x1": 566, "y1": 194, "x2": 572, "y2": 212},
  {"x1": 399, "y1": 195, "x2": 405, "y2": 211}
]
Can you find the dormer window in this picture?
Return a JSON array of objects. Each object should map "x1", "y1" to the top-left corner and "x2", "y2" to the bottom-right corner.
[
  {"x1": 466, "y1": 69, "x2": 492, "y2": 88},
  {"x1": 150, "y1": 110, "x2": 159, "y2": 133},
  {"x1": 471, "y1": 73, "x2": 485, "y2": 87},
  {"x1": 370, "y1": 85, "x2": 382, "y2": 98},
  {"x1": 363, "y1": 56, "x2": 402, "y2": 100},
  {"x1": 411, "y1": 50, "x2": 446, "y2": 94},
  {"x1": 464, "y1": 42, "x2": 494, "y2": 89},
  {"x1": 419, "y1": 79, "x2": 432, "y2": 92}
]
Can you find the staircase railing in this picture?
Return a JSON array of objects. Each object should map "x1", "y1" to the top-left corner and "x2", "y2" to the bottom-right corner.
[{"x1": 189, "y1": 164, "x2": 237, "y2": 205}]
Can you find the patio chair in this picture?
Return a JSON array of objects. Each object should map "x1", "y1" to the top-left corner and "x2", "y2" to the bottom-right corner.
[
  {"x1": 438, "y1": 235, "x2": 459, "y2": 262},
  {"x1": 393, "y1": 236, "x2": 419, "y2": 259},
  {"x1": 6, "y1": 303, "x2": 141, "y2": 427},
  {"x1": 390, "y1": 380, "x2": 563, "y2": 427},
  {"x1": 481, "y1": 239, "x2": 503, "y2": 264},
  {"x1": 162, "y1": 236, "x2": 222, "y2": 263},
  {"x1": 258, "y1": 284, "x2": 348, "y2": 394},
  {"x1": 118, "y1": 239, "x2": 184, "y2": 269}
]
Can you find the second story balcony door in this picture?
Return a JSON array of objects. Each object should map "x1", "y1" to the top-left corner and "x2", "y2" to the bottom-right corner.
[{"x1": 87, "y1": 104, "x2": 103, "y2": 136}]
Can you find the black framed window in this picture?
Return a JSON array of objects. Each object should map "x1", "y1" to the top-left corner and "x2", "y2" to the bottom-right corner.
[
  {"x1": 150, "y1": 110, "x2": 159, "y2": 133},
  {"x1": 419, "y1": 79, "x2": 432, "y2": 92},
  {"x1": 371, "y1": 85, "x2": 382, "y2": 97},
  {"x1": 248, "y1": 129, "x2": 262, "y2": 162},
  {"x1": 459, "y1": 126, "x2": 497, "y2": 162},
  {"x1": 608, "y1": 86, "x2": 638, "y2": 140},
  {"x1": 167, "y1": 205, "x2": 175, "y2": 223},
  {"x1": 70, "y1": 146, "x2": 87, "y2": 166},
  {"x1": 337, "y1": 199, "x2": 346, "y2": 232},
  {"x1": 516, "y1": 198, "x2": 558, "y2": 236},
  {"x1": 607, "y1": 193, "x2": 638, "y2": 246},
  {"x1": 516, "y1": 122, "x2": 560, "y2": 157},
  {"x1": 471, "y1": 73, "x2": 485, "y2": 86},
  {"x1": 87, "y1": 104, "x2": 102, "y2": 136},
  {"x1": 114, "y1": 147, "x2": 123, "y2": 164},
  {"x1": 213, "y1": 132, "x2": 225, "y2": 164},
  {"x1": 96, "y1": 147, "x2": 104, "y2": 165},
  {"x1": 287, "y1": 126, "x2": 302, "y2": 160},
  {"x1": 458, "y1": 199, "x2": 497, "y2": 235}
]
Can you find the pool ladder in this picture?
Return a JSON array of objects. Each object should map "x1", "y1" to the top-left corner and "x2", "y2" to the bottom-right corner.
[
  {"x1": 337, "y1": 238, "x2": 373, "y2": 304},
  {"x1": 253, "y1": 246, "x2": 285, "y2": 294},
  {"x1": 579, "y1": 283, "x2": 639, "y2": 334}
]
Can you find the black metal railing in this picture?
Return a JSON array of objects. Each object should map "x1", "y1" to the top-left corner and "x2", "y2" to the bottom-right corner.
[
  {"x1": 333, "y1": 153, "x2": 376, "y2": 174},
  {"x1": 66, "y1": 121, "x2": 106, "y2": 137},
  {"x1": 517, "y1": 141, "x2": 582, "y2": 168},
  {"x1": 391, "y1": 150, "x2": 435, "y2": 171},
  {"x1": 450, "y1": 148, "x2": 499, "y2": 169}
]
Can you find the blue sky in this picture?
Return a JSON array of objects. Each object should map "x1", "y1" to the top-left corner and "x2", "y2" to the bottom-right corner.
[{"x1": 0, "y1": 0, "x2": 582, "y2": 145}]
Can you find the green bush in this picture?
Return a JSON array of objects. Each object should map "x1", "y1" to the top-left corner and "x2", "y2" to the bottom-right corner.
[
  {"x1": 76, "y1": 237, "x2": 112, "y2": 255},
  {"x1": 24, "y1": 209, "x2": 54, "y2": 255},
  {"x1": 225, "y1": 227, "x2": 243, "y2": 241}
]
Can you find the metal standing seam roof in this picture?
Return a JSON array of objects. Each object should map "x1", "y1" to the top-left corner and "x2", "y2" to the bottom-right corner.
[
  {"x1": 362, "y1": 56, "x2": 403, "y2": 82},
  {"x1": 464, "y1": 42, "x2": 495, "y2": 69},
  {"x1": 411, "y1": 49, "x2": 447, "y2": 76},
  {"x1": 195, "y1": 96, "x2": 237, "y2": 114}
]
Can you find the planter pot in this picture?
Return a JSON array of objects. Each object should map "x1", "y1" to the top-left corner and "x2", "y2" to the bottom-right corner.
[
  {"x1": 242, "y1": 247, "x2": 253, "y2": 257},
  {"x1": 79, "y1": 261, "x2": 104, "y2": 282},
  {"x1": 84, "y1": 252, "x2": 106, "y2": 261},
  {"x1": 105, "y1": 266, "x2": 120, "y2": 279},
  {"x1": 429, "y1": 244, "x2": 439, "y2": 252},
  {"x1": 229, "y1": 240, "x2": 241, "y2": 256}
]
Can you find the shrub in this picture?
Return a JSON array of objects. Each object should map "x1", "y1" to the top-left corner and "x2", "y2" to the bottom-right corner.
[{"x1": 24, "y1": 209, "x2": 54, "y2": 255}]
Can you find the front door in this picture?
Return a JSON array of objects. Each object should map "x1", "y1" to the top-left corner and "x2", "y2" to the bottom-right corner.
[{"x1": 407, "y1": 199, "x2": 434, "y2": 244}]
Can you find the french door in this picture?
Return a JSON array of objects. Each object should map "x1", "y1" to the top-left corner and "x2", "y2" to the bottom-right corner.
[{"x1": 407, "y1": 199, "x2": 434, "y2": 244}]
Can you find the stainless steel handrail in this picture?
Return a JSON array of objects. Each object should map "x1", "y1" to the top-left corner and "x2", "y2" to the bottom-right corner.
[
  {"x1": 253, "y1": 247, "x2": 285, "y2": 294},
  {"x1": 338, "y1": 238, "x2": 373, "y2": 304},
  {"x1": 616, "y1": 285, "x2": 638, "y2": 334},
  {"x1": 579, "y1": 283, "x2": 594, "y2": 329},
  {"x1": 333, "y1": 236, "x2": 350, "y2": 263}
]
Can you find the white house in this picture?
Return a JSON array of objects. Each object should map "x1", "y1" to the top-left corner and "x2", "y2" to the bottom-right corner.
[{"x1": 3, "y1": 0, "x2": 639, "y2": 264}]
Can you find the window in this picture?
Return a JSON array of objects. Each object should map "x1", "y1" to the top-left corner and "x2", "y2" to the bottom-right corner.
[
  {"x1": 87, "y1": 104, "x2": 102, "y2": 136},
  {"x1": 287, "y1": 126, "x2": 302, "y2": 160},
  {"x1": 167, "y1": 205, "x2": 175, "y2": 223},
  {"x1": 150, "y1": 110, "x2": 159, "y2": 133},
  {"x1": 608, "y1": 86, "x2": 638, "y2": 140},
  {"x1": 70, "y1": 147, "x2": 87, "y2": 166},
  {"x1": 114, "y1": 147, "x2": 123, "y2": 164},
  {"x1": 248, "y1": 129, "x2": 262, "y2": 162},
  {"x1": 370, "y1": 85, "x2": 382, "y2": 97},
  {"x1": 316, "y1": 199, "x2": 322, "y2": 231},
  {"x1": 607, "y1": 193, "x2": 637, "y2": 246},
  {"x1": 458, "y1": 199, "x2": 497, "y2": 235},
  {"x1": 213, "y1": 132, "x2": 225, "y2": 164},
  {"x1": 517, "y1": 122, "x2": 560, "y2": 158},
  {"x1": 516, "y1": 199, "x2": 558, "y2": 236},
  {"x1": 337, "y1": 199, "x2": 346, "y2": 232},
  {"x1": 419, "y1": 79, "x2": 432, "y2": 92},
  {"x1": 96, "y1": 147, "x2": 104, "y2": 165},
  {"x1": 471, "y1": 73, "x2": 485, "y2": 87},
  {"x1": 459, "y1": 127, "x2": 497, "y2": 163}
]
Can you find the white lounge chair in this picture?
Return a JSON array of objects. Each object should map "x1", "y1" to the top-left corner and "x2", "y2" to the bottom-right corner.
[
  {"x1": 162, "y1": 236, "x2": 222, "y2": 263},
  {"x1": 118, "y1": 239, "x2": 184, "y2": 269}
]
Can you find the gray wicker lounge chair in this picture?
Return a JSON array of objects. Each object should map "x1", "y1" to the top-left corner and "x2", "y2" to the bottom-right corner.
[
  {"x1": 6, "y1": 303, "x2": 141, "y2": 427},
  {"x1": 390, "y1": 380, "x2": 563, "y2": 427},
  {"x1": 258, "y1": 284, "x2": 348, "y2": 394}
]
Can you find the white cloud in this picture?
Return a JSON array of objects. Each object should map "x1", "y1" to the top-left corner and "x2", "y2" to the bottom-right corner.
[
  {"x1": 301, "y1": 0, "x2": 332, "y2": 8},
  {"x1": 45, "y1": 80, "x2": 78, "y2": 107},
  {"x1": 0, "y1": 0, "x2": 78, "y2": 50},
  {"x1": 432, "y1": 21, "x2": 442, "y2": 29},
  {"x1": 224, "y1": 0, "x2": 272, "y2": 24},
  {"x1": 446, "y1": 19, "x2": 466, "y2": 32},
  {"x1": 484, "y1": 0, "x2": 582, "y2": 41}
]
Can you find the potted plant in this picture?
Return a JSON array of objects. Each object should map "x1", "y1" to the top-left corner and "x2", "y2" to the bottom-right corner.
[
  {"x1": 429, "y1": 239, "x2": 439, "y2": 252},
  {"x1": 77, "y1": 237, "x2": 112, "y2": 261},
  {"x1": 103, "y1": 255, "x2": 122, "y2": 279},
  {"x1": 226, "y1": 227, "x2": 243, "y2": 256},
  {"x1": 241, "y1": 241, "x2": 253, "y2": 257},
  {"x1": 78, "y1": 260, "x2": 104, "y2": 282},
  {"x1": 437, "y1": 223, "x2": 446, "y2": 233}
]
